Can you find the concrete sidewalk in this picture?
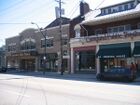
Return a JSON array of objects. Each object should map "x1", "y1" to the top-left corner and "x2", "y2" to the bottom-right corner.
[{"x1": 6, "y1": 70, "x2": 140, "y2": 82}]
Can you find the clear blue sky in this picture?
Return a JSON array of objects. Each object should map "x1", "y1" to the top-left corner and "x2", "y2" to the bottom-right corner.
[{"x1": 0, "y1": 0, "x2": 128, "y2": 47}]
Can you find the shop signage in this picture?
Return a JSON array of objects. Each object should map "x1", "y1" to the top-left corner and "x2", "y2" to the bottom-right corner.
[
  {"x1": 98, "y1": 55, "x2": 126, "y2": 58},
  {"x1": 11, "y1": 51, "x2": 38, "y2": 56}
]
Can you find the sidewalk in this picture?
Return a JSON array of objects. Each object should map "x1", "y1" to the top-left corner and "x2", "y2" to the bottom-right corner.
[
  {"x1": 6, "y1": 70, "x2": 96, "y2": 81},
  {"x1": 6, "y1": 70, "x2": 140, "y2": 82}
]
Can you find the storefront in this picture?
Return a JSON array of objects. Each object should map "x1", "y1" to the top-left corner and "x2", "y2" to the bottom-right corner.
[
  {"x1": 97, "y1": 43, "x2": 131, "y2": 72},
  {"x1": 73, "y1": 46, "x2": 96, "y2": 73},
  {"x1": 133, "y1": 41, "x2": 140, "y2": 75},
  {"x1": 39, "y1": 53, "x2": 58, "y2": 72},
  {"x1": 7, "y1": 51, "x2": 38, "y2": 71}
]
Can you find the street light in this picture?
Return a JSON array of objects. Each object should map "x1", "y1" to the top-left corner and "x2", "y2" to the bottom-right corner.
[{"x1": 31, "y1": 22, "x2": 47, "y2": 74}]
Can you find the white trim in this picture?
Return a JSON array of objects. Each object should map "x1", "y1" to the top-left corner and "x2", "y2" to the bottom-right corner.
[
  {"x1": 8, "y1": 43, "x2": 16, "y2": 46},
  {"x1": 41, "y1": 37, "x2": 54, "y2": 40}
]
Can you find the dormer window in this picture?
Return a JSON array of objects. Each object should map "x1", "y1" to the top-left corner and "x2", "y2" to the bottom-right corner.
[
  {"x1": 119, "y1": 5, "x2": 123, "y2": 11},
  {"x1": 124, "y1": 4, "x2": 128, "y2": 10}
]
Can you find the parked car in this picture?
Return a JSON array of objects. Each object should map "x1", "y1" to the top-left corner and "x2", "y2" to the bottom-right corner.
[
  {"x1": 96, "y1": 66, "x2": 136, "y2": 82},
  {"x1": 0, "y1": 67, "x2": 7, "y2": 73}
]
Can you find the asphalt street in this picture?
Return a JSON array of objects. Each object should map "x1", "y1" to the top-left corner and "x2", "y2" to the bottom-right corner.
[{"x1": 0, "y1": 73, "x2": 140, "y2": 105}]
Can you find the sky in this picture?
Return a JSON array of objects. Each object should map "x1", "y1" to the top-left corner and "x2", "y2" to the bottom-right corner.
[{"x1": 0, "y1": 0, "x2": 129, "y2": 47}]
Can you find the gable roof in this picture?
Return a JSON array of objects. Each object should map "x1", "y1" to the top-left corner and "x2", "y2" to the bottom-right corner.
[
  {"x1": 82, "y1": 2, "x2": 140, "y2": 25},
  {"x1": 45, "y1": 17, "x2": 70, "y2": 29}
]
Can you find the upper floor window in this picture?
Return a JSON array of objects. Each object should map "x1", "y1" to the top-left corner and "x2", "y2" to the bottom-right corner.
[
  {"x1": 125, "y1": 24, "x2": 131, "y2": 31},
  {"x1": 63, "y1": 50, "x2": 68, "y2": 56},
  {"x1": 8, "y1": 45, "x2": 16, "y2": 52},
  {"x1": 107, "y1": 24, "x2": 131, "y2": 33},
  {"x1": 124, "y1": 4, "x2": 128, "y2": 10},
  {"x1": 20, "y1": 39, "x2": 36, "y2": 50},
  {"x1": 108, "y1": 8, "x2": 111, "y2": 14},
  {"x1": 41, "y1": 38, "x2": 53, "y2": 48},
  {"x1": 130, "y1": 2, "x2": 134, "y2": 9},
  {"x1": 62, "y1": 38, "x2": 68, "y2": 46},
  {"x1": 95, "y1": 29, "x2": 102, "y2": 35},
  {"x1": 119, "y1": 5, "x2": 123, "y2": 11},
  {"x1": 7, "y1": 43, "x2": 16, "y2": 52},
  {"x1": 102, "y1": 9, "x2": 106, "y2": 15}
]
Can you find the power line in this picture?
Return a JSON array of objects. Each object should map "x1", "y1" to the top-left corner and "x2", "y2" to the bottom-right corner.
[
  {"x1": 69, "y1": 1, "x2": 80, "y2": 18},
  {"x1": 94, "y1": 0, "x2": 106, "y2": 10}
]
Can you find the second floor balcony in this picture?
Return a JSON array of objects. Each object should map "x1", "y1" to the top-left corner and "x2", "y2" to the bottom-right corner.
[{"x1": 70, "y1": 29, "x2": 140, "y2": 44}]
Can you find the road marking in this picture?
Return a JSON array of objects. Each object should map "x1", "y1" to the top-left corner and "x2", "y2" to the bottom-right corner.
[{"x1": 2, "y1": 90, "x2": 30, "y2": 98}]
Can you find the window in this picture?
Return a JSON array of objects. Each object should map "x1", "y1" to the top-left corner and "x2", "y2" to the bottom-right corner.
[
  {"x1": 107, "y1": 27, "x2": 113, "y2": 33},
  {"x1": 125, "y1": 24, "x2": 131, "y2": 31},
  {"x1": 108, "y1": 8, "x2": 111, "y2": 14},
  {"x1": 113, "y1": 27, "x2": 118, "y2": 32},
  {"x1": 46, "y1": 39, "x2": 53, "y2": 47},
  {"x1": 21, "y1": 40, "x2": 36, "y2": 50},
  {"x1": 107, "y1": 24, "x2": 131, "y2": 33},
  {"x1": 130, "y1": 2, "x2": 134, "y2": 8},
  {"x1": 41, "y1": 38, "x2": 53, "y2": 48},
  {"x1": 62, "y1": 38, "x2": 68, "y2": 46},
  {"x1": 119, "y1": 5, "x2": 122, "y2": 11},
  {"x1": 7, "y1": 43, "x2": 16, "y2": 52},
  {"x1": 75, "y1": 30, "x2": 80, "y2": 38},
  {"x1": 118, "y1": 26, "x2": 124, "y2": 32},
  {"x1": 124, "y1": 4, "x2": 128, "y2": 10},
  {"x1": 95, "y1": 29, "x2": 102, "y2": 35},
  {"x1": 138, "y1": 23, "x2": 140, "y2": 29},
  {"x1": 102, "y1": 9, "x2": 106, "y2": 15},
  {"x1": 63, "y1": 50, "x2": 68, "y2": 56}
]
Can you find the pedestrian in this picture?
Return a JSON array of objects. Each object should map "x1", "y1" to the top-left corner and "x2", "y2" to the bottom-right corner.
[
  {"x1": 130, "y1": 62, "x2": 136, "y2": 76},
  {"x1": 135, "y1": 62, "x2": 138, "y2": 72}
]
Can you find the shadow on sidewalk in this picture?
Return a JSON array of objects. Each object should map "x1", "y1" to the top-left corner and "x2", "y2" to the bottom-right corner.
[{"x1": 4, "y1": 70, "x2": 140, "y2": 86}]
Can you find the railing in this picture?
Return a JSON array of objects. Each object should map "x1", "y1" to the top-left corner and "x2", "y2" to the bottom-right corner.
[{"x1": 71, "y1": 29, "x2": 140, "y2": 43}]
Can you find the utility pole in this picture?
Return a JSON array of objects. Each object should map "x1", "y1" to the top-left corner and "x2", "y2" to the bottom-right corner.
[
  {"x1": 55, "y1": 0, "x2": 64, "y2": 75},
  {"x1": 31, "y1": 22, "x2": 47, "y2": 75}
]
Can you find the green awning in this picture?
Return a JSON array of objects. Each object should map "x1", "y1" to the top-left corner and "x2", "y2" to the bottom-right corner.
[
  {"x1": 96, "y1": 43, "x2": 131, "y2": 58},
  {"x1": 133, "y1": 42, "x2": 140, "y2": 57}
]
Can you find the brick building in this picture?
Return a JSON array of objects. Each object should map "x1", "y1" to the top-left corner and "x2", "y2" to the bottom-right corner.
[
  {"x1": 70, "y1": 0, "x2": 140, "y2": 75},
  {"x1": 6, "y1": 17, "x2": 70, "y2": 72}
]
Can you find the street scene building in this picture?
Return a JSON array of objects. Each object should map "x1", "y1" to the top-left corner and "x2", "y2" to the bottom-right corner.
[
  {"x1": 5, "y1": 17, "x2": 70, "y2": 72},
  {"x1": 5, "y1": 0, "x2": 140, "y2": 76},
  {"x1": 70, "y1": 0, "x2": 140, "y2": 75},
  {"x1": 0, "y1": 46, "x2": 6, "y2": 68}
]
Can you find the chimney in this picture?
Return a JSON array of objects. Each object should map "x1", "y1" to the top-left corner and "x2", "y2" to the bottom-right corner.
[{"x1": 80, "y1": 1, "x2": 90, "y2": 17}]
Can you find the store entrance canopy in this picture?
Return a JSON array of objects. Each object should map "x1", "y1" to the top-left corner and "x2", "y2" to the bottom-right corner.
[
  {"x1": 133, "y1": 42, "x2": 140, "y2": 57},
  {"x1": 96, "y1": 43, "x2": 131, "y2": 58}
]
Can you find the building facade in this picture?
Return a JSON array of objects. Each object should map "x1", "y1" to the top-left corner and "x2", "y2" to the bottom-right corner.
[
  {"x1": 6, "y1": 17, "x2": 70, "y2": 72},
  {"x1": 0, "y1": 46, "x2": 6, "y2": 68},
  {"x1": 70, "y1": 0, "x2": 140, "y2": 75}
]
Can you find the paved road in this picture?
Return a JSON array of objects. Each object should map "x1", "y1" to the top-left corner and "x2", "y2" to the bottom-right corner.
[{"x1": 0, "y1": 73, "x2": 140, "y2": 105}]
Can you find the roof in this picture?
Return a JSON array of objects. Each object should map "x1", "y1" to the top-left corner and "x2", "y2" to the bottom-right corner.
[
  {"x1": 45, "y1": 17, "x2": 70, "y2": 29},
  {"x1": 82, "y1": 3, "x2": 140, "y2": 25},
  {"x1": 100, "y1": 0, "x2": 134, "y2": 9}
]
